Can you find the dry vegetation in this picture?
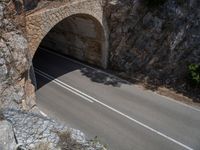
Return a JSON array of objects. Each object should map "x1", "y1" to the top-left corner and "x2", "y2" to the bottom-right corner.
[{"x1": 57, "y1": 131, "x2": 86, "y2": 150}]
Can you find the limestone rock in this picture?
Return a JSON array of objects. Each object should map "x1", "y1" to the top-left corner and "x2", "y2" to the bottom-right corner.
[
  {"x1": 2, "y1": 108, "x2": 107, "y2": 150},
  {"x1": 106, "y1": 0, "x2": 200, "y2": 97},
  {"x1": 3, "y1": 108, "x2": 65, "y2": 149},
  {"x1": 0, "y1": 4, "x2": 4, "y2": 21},
  {"x1": 2, "y1": 31, "x2": 28, "y2": 74},
  {"x1": 0, "y1": 120, "x2": 17, "y2": 150},
  {"x1": 0, "y1": 6, "x2": 31, "y2": 109}
]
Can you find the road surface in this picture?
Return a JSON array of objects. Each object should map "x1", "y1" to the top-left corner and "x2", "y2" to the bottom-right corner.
[{"x1": 34, "y1": 48, "x2": 200, "y2": 150}]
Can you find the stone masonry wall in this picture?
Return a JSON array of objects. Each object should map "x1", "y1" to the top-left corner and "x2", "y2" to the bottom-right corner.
[
  {"x1": 26, "y1": 0, "x2": 109, "y2": 68},
  {"x1": 106, "y1": 0, "x2": 200, "y2": 101}
]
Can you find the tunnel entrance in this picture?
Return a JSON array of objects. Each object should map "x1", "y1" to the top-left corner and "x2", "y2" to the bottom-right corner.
[
  {"x1": 39, "y1": 14, "x2": 106, "y2": 68},
  {"x1": 32, "y1": 13, "x2": 108, "y2": 90}
]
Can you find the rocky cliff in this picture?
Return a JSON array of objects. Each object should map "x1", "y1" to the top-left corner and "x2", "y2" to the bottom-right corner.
[
  {"x1": 106, "y1": 0, "x2": 200, "y2": 101},
  {"x1": 0, "y1": 1, "x2": 36, "y2": 112}
]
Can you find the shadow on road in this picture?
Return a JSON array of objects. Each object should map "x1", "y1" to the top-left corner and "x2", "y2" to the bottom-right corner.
[{"x1": 32, "y1": 48, "x2": 130, "y2": 90}]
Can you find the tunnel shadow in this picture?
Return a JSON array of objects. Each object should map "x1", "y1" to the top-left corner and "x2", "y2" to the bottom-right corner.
[{"x1": 33, "y1": 48, "x2": 130, "y2": 90}]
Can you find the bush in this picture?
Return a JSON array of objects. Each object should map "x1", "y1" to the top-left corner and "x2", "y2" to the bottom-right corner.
[
  {"x1": 188, "y1": 64, "x2": 200, "y2": 87},
  {"x1": 57, "y1": 131, "x2": 85, "y2": 150}
]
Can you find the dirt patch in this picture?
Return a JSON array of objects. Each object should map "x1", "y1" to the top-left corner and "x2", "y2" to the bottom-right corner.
[{"x1": 156, "y1": 87, "x2": 200, "y2": 108}]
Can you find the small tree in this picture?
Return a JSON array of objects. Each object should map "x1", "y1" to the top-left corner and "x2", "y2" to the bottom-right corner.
[{"x1": 188, "y1": 64, "x2": 200, "y2": 87}]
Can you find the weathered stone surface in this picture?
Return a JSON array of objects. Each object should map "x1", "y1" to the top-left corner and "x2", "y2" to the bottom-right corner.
[
  {"x1": 3, "y1": 108, "x2": 64, "y2": 149},
  {"x1": 2, "y1": 108, "x2": 107, "y2": 150},
  {"x1": 0, "y1": 120, "x2": 17, "y2": 150},
  {"x1": 0, "y1": 4, "x2": 4, "y2": 21},
  {"x1": 0, "y1": 1, "x2": 36, "y2": 111},
  {"x1": 1, "y1": 79, "x2": 26, "y2": 110},
  {"x1": 2, "y1": 31, "x2": 28, "y2": 74},
  {"x1": 106, "y1": 0, "x2": 200, "y2": 100}
]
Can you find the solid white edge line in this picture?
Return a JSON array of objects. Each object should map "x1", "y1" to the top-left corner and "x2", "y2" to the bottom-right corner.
[
  {"x1": 39, "y1": 110, "x2": 48, "y2": 117},
  {"x1": 35, "y1": 70, "x2": 93, "y2": 103},
  {"x1": 35, "y1": 68, "x2": 193, "y2": 150},
  {"x1": 39, "y1": 47, "x2": 200, "y2": 113},
  {"x1": 35, "y1": 68, "x2": 95, "y2": 103}
]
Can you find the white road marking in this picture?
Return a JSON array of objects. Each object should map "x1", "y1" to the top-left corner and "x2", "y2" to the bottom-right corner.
[
  {"x1": 39, "y1": 110, "x2": 48, "y2": 117},
  {"x1": 39, "y1": 47, "x2": 200, "y2": 113},
  {"x1": 35, "y1": 69, "x2": 93, "y2": 103},
  {"x1": 35, "y1": 68, "x2": 194, "y2": 150}
]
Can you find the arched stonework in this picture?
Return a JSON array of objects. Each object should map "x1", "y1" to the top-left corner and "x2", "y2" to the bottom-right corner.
[{"x1": 26, "y1": 0, "x2": 108, "y2": 68}]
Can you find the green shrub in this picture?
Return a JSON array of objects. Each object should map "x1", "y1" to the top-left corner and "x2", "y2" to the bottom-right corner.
[{"x1": 188, "y1": 64, "x2": 200, "y2": 87}]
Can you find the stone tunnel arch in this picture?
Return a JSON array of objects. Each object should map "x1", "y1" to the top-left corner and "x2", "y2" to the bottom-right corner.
[
  {"x1": 26, "y1": 0, "x2": 109, "y2": 68},
  {"x1": 38, "y1": 13, "x2": 107, "y2": 67}
]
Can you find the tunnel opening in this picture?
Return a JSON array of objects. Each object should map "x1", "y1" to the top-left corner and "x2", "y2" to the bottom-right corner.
[
  {"x1": 38, "y1": 14, "x2": 106, "y2": 68},
  {"x1": 32, "y1": 13, "x2": 108, "y2": 90}
]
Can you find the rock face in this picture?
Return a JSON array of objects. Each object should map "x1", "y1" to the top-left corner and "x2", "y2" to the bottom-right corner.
[
  {"x1": 0, "y1": 2, "x2": 35, "y2": 110},
  {"x1": 3, "y1": 108, "x2": 65, "y2": 149},
  {"x1": 106, "y1": 0, "x2": 200, "y2": 99},
  {"x1": 0, "y1": 120, "x2": 17, "y2": 150},
  {"x1": 2, "y1": 108, "x2": 107, "y2": 150}
]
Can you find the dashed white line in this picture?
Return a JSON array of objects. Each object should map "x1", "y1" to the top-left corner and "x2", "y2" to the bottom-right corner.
[{"x1": 35, "y1": 68, "x2": 194, "y2": 150}]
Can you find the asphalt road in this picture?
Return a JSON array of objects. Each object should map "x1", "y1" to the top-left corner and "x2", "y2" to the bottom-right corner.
[{"x1": 34, "y1": 48, "x2": 200, "y2": 150}]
